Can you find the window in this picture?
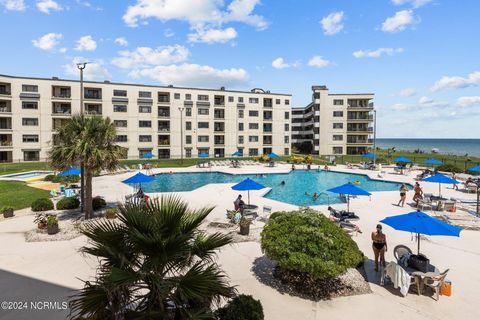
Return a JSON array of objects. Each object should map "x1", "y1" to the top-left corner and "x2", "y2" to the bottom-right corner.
[
  {"x1": 285, "y1": 99, "x2": 290, "y2": 105},
  {"x1": 249, "y1": 110, "x2": 259, "y2": 117},
  {"x1": 249, "y1": 136, "x2": 258, "y2": 142},
  {"x1": 333, "y1": 111, "x2": 344, "y2": 117},
  {"x1": 158, "y1": 92, "x2": 170, "y2": 103},
  {"x1": 22, "y1": 118, "x2": 38, "y2": 126},
  {"x1": 116, "y1": 135, "x2": 127, "y2": 142},
  {"x1": 113, "y1": 90, "x2": 127, "y2": 97},
  {"x1": 333, "y1": 99, "x2": 344, "y2": 105},
  {"x1": 186, "y1": 108, "x2": 192, "y2": 116},
  {"x1": 23, "y1": 135, "x2": 39, "y2": 143},
  {"x1": 139, "y1": 91, "x2": 151, "y2": 98},
  {"x1": 198, "y1": 94, "x2": 209, "y2": 101},
  {"x1": 238, "y1": 136, "x2": 244, "y2": 144},
  {"x1": 139, "y1": 120, "x2": 151, "y2": 128},
  {"x1": 249, "y1": 123, "x2": 259, "y2": 130},
  {"x1": 198, "y1": 122, "x2": 209, "y2": 129},
  {"x1": 238, "y1": 97, "x2": 244, "y2": 103},
  {"x1": 185, "y1": 94, "x2": 191, "y2": 100},
  {"x1": 228, "y1": 96, "x2": 234, "y2": 102},
  {"x1": 114, "y1": 120, "x2": 127, "y2": 128},
  {"x1": 284, "y1": 123, "x2": 290, "y2": 131},
  {"x1": 238, "y1": 123, "x2": 244, "y2": 131},
  {"x1": 276, "y1": 99, "x2": 281, "y2": 104},
  {"x1": 139, "y1": 105, "x2": 151, "y2": 113},
  {"x1": 333, "y1": 134, "x2": 343, "y2": 141},
  {"x1": 284, "y1": 136, "x2": 289, "y2": 143},
  {"x1": 249, "y1": 97, "x2": 259, "y2": 104},
  {"x1": 186, "y1": 149, "x2": 192, "y2": 158},
  {"x1": 22, "y1": 101, "x2": 38, "y2": 109},
  {"x1": 285, "y1": 111, "x2": 290, "y2": 119},
  {"x1": 198, "y1": 108, "x2": 209, "y2": 115},
  {"x1": 23, "y1": 151, "x2": 39, "y2": 161},
  {"x1": 139, "y1": 135, "x2": 152, "y2": 142},
  {"x1": 198, "y1": 136, "x2": 209, "y2": 142},
  {"x1": 284, "y1": 148, "x2": 290, "y2": 155},
  {"x1": 333, "y1": 146, "x2": 343, "y2": 154},
  {"x1": 22, "y1": 85, "x2": 38, "y2": 92},
  {"x1": 333, "y1": 123, "x2": 343, "y2": 129},
  {"x1": 174, "y1": 93, "x2": 180, "y2": 99},
  {"x1": 114, "y1": 105, "x2": 127, "y2": 112},
  {"x1": 238, "y1": 109, "x2": 244, "y2": 118},
  {"x1": 248, "y1": 148, "x2": 258, "y2": 156},
  {"x1": 186, "y1": 121, "x2": 192, "y2": 130},
  {"x1": 186, "y1": 135, "x2": 192, "y2": 144}
]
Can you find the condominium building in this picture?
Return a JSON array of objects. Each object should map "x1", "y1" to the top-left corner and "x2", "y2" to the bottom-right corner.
[
  {"x1": 0, "y1": 74, "x2": 292, "y2": 162},
  {"x1": 292, "y1": 86, "x2": 374, "y2": 156}
]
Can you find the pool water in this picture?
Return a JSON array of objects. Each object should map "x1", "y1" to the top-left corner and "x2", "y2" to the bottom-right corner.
[
  {"x1": 1, "y1": 171, "x2": 52, "y2": 180},
  {"x1": 131, "y1": 170, "x2": 405, "y2": 206}
]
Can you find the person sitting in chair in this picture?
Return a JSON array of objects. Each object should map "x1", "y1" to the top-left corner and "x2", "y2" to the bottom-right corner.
[
  {"x1": 136, "y1": 187, "x2": 145, "y2": 199},
  {"x1": 234, "y1": 194, "x2": 245, "y2": 213}
]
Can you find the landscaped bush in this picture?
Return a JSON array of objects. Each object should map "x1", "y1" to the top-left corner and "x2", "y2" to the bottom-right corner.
[
  {"x1": 31, "y1": 198, "x2": 54, "y2": 212},
  {"x1": 215, "y1": 294, "x2": 264, "y2": 320},
  {"x1": 56, "y1": 197, "x2": 80, "y2": 210},
  {"x1": 436, "y1": 164, "x2": 463, "y2": 173},
  {"x1": 44, "y1": 174, "x2": 56, "y2": 182},
  {"x1": 261, "y1": 208, "x2": 364, "y2": 280},
  {"x1": 66, "y1": 175, "x2": 80, "y2": 183},
  {"x1": 92, "y1": 197, "x2": 106, "y2": 210}
]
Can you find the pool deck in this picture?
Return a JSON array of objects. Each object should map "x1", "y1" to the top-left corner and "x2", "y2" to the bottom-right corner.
[{"x1": 0, "y1": 164, "x2": 479, "y2": 319}]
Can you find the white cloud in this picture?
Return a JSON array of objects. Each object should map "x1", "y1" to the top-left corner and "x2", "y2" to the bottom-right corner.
[
  {"x1": 353, "y1": 47, "x2": 404, "y2": 58},
  {"x1": 457, "y1": 96, "x2": 480, "y2": 108},
  {"x1": 123, "y1": 0, "x2": 267, "y2": 29},
  {"x1": 418, "y1": 96, "x2": 434, "y2": 104},
  {"x1": 75, "y1": 35, "x2": 97, "y2": 51},
  {"x1": 390, "y1": 97, "x2": 448, "y2": 111},
  {"x1": 381, "y1": 10, "x2": 416, "y2": 33},
  {"x1": 399, "y1": 88, "x2": 417, "y2": 97},
  {"x1": 59, "y1": 47, "x2": 67, "y2": 53},
  {"x1": 63, "y1": 57, "x2": 111, "y2": 81},
  {"x1": 271, "y1": 57, "x2": 289, "y2": 69},
  {"x1": 164, "y1": 28, "x2": 175, "y2": 37},
  {"x1": 36, "y1": 0, "x2": 62, "y2": 13},
  {"x1": 391, "y1": 103, "x2": 412, "y2": 111},
  {"x1": 391, "y1": 0, "x2": 432, "y2": 8},
  {"x1": 130, "y1": 63, "x2": 249, "y2": 88},
  {"x1": 112, "y1": 45, "x2": 190, "y2": 69},
  {"x1": 431, "y1": 71, "x2": 480, "y2": 92},
  {"x1": 320, "y1": 11, "x2": 344, "y2": 35},
  {"x1": 0, "y1": 0, "x2": 25, "y2": 11},
  {"x1": 188, "y1": 27, "x2": 237, "y2": 44},
  {"x1": 32, "y1": 32, "x2": 62, "y2": 50},
  {"x1": 308, "y1": 56, "x2": 331, "y2": 68},
  {"x1": 114, "y1": 37, "x2": 128, "y2": 46}
]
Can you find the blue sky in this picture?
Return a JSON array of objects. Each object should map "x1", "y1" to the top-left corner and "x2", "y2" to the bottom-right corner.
[{"x1": 1, "y1": 0, "x2": 479, "y2": 138}]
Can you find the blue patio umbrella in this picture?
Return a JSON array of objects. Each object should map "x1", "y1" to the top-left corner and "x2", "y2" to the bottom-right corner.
[
  {"x1": 58, "y1": 167, "x2": 81, "y2": 176},
  {"x1": 395, "y1": 156, "x2": 412, "y2": 163},
  {"x1": 122, "y1": 172, "x2": 154, "y2": 185},
  {"x1": 198, "y1": 153, "x2": 209, "y2": 158},
  {"x1": 422, "y1": 173, "x2": 459, "y2": 197},
  {"x1": 468, "y1": 165, "x2": 480, "y2": 172},
  {"x1": 268, "y1": 152, "x2": 279, "y2": 159},
  {"x1": 143, "y1": 152, "x2": 155, "y2": 159},
  {"x1": 380, "y1": 210, "x2": 461, "y2": 254},
  {"x1": 231, "y1": 178, "x2": 266, "y2": 205},
  {"x1": 424, "y1": 159, "x2": 443, "y2": 165},
  {"x1": 363, "y1": 152, "x2": 377, "y2": 159},
  {"x1": 327, "y1": 183, "x2": 372, "y2": 212},
  {"x1": 231, "y1": 151, "x2": 242, "y2": 156}
]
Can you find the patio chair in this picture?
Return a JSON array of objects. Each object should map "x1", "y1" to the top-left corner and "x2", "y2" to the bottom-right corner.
[
  {"x1": 418, "y1": 197, "x2": 433, "y2": 211},
  {"x1": 393, "y1": 245, "x2": 413, "y2": 263},
  {"x1": 423, "y1": 269, "x2": 450, "y2": 301}
]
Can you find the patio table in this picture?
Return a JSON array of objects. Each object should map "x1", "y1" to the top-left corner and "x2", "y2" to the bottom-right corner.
[{"x1": 401, "y1": 263, "x2": 440, "y2": 294}]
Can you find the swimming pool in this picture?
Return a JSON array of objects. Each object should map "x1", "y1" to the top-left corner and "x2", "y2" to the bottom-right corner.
[
  {"x1": 129, "y1": 170, "x2": 406, "y2": 206},
  {"x1": 0, "y1": 171, "x2": 53, "y2": 181}
]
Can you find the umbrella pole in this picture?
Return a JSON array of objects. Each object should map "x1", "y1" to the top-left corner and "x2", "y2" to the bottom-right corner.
[
  {"x1": 248, "y1": 190, "x2": 250, "y2": 205},
  {"x1": 439, "y1": 183, "x2": 441, "y2": 198},
  {"x1": 417, "y1": 233, "x2": 420, "y2": 255},
  {"x1": 347, "y1": 195, "x2": 350, "y2": 212},
  {"x1": 476, "y1": 187, "x2": 479, "y2": 217}
]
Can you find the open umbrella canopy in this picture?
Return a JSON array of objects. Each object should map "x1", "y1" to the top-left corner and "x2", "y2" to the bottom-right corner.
[
  {"x1": 468, "y1": 165, "x2": 480, "y2": 172},
  {"x1": 268, "y1": 152, "x2": 279, "y2": 158},
  {"x1": 424, "y1": 159, "x2": 443, "y2": 165},
  {"x1": 58, "y1": 167, "x2": 81, "y2": 176},
  {"x1": 380, "y1": 210, "x2": 461, "y2": 254},
  {"x1": 327, "y1": 183, "x2": 371, "y2": 212},
  {"x1": 422, "y1": 173, "x2": 459, "y2": 185},
  {"x1": 198, "y1": 153, "x2": 209, "y2": 158},
  {"x1": 142, "y1": 152, "x2": 155, "y2": 158},
  {"x1": 231, "y1": 151, "x2": 242, "y2": 156},
  {"x1": 363, "y1": 152, "x2": 377, "y2": 158},
  {"x1": 122, "y1": 172, "x2": 154, "y2": 184},
  {"x1": 395, "y1": 156, "x2": 412, "y2": 163},
  {"x1": 231, "y1": 178, "x2": 266, "y2": 205}
]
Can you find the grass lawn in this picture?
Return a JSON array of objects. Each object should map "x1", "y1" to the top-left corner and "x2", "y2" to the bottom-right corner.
[
  {"x1": 0, "y1": 162, "x2": 51, "y2": 176},
  {"x1": 0, "y1": 181, "x2": 51, "y2": 210}
]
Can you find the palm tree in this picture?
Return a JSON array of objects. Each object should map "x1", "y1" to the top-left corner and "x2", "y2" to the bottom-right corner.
[
  {"x1": 49, "y1": 114, "x2": 124, "y2": 219},
  {"x1": 69, "y1": 196, "x2": 235, "y2": 319}
]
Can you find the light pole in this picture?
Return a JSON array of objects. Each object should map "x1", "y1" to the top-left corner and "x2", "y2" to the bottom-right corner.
[
  {"x1": 77, "y1": 62, "x2": 87, "y2": 213},
  {"x1": 373, "y1": 109, "x2": 377, "y2": 167},
  {"x1": 178, "y1": 107, "x2": 184, "y2": 164}
]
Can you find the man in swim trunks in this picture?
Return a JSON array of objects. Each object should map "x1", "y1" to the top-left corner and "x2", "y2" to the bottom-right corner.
[{"x1": 372, "y1": 224, "x2": 387, "y2": 271}]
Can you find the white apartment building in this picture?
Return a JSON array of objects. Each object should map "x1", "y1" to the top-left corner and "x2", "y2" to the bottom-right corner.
[
  {"x1": 292, "y1": 85, "x2": 374, "y2": 156},
  {"x1": 0, "y1": 74, "x2": 292, "y2": 162}
]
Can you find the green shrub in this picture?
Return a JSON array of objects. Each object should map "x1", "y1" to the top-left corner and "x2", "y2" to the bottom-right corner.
[
  {"x1": 105, "y1": 207, "x2": 117, "y2": 218},
  {"x1": 44, "y1": 174, "x2": 56, "y2": 182},
  {"x1": 47, "y1": 215, "x2": 58, "y2": 226},
  {"x1": 261, "y1": 208, "x2": 364, "y2": 280},
  {"x1": 56, "y1": 197, "x2": 80, "y2": 210},
  {"x1": 436, "y1": 164, "x2": 463, "y2": 173},
  {"x1": 215, "y1": 295, "x2": 264, "y2": 320},
  {"x1": 92, "y1": 197, "x2": 106, "y2": 210},
  {"x1": 66, "y1": 175, "x2": 80, "y2": 183},
  {"x1": 31, "y1": 198, "x2": 54, "y2": 212}
]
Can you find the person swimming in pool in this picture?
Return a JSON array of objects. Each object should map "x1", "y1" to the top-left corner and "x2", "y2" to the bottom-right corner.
[
  {"x1": 280, "y1": 181, "x2": 285, "y2": 185},
  {"x1": 313, "y1": 192, "x2": 319, "y2": 200}
]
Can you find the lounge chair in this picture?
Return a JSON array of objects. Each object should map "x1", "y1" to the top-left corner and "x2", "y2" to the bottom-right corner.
[
  {"x1": 328, "y1": 207, "x2": 360, "y2": 221},
  {"x1": 393, "y1": 245, "x2": 413, "y2": 263},
  {"x1": 423, "y1": 269, "x2": 450, "y2": 301},
  {"x1": 418, "y1": 197, "x2": 434, "y2": 211}
]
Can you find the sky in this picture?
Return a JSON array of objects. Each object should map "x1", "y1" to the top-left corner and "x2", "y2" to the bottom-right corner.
[{"x1": 0, "y1": 0, "x2": 479, "y2": 138}]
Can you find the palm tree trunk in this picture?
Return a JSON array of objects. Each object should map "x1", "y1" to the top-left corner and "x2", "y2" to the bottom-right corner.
[{"x1": 85, "y1": 168, "x2": 93, "y2": 219}]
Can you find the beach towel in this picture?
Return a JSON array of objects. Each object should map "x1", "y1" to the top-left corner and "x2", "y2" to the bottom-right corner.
[{"x1": 385, "y1": 262, "x2": 411, "y2": 297}]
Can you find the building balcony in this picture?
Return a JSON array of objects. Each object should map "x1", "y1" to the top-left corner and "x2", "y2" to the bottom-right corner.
[
  {"x1": 0, "y1": 106, "x2": 11, "y2": 113},
  {"x1": 52, "y1": 86, "x2": 71, "y2": 99},
  {"x1": 84, "y1": 92, "x2": 102, "y2": 100},
  {"x1": 346, "y1": 138, "x2": 374, "y2": 145},
  {"x1": 158, "y1": 127, "x2": 170, "y2": 132},
  {"x1": 347, "y1": 127, "x2": 373, "y2": 133},
  {"x1": 158, "y1": 112, "x2": 170, "y2": 118},
  {"x1": 0, "y1": 140, "x2": 12, "y2": 148},
  {"x1": 347, "y1": 115, "x2": 373, "y2": 121}
]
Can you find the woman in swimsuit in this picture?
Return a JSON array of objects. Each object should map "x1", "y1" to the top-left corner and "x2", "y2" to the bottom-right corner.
[
  {"x1": 397, "y1": 184, "x2": 408, "y2": 207},
  {"x1": 371, "y1": 224, "x2": 387, "y2": 271},
  {"x1": 413, "y1": 182, "x2": 423, "y2": 206}
]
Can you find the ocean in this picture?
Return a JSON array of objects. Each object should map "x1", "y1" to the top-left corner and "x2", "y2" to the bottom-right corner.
[{"x1": 375, "y1": 139, "x2": 480, "y2": 157}]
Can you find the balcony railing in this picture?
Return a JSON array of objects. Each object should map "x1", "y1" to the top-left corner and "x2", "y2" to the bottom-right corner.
[
  {"x1": 347, "y1": 127, "x2": 373, "y2": 132},
  {"x1": 85, "y1": 110, "x2": 102, "y2": 115},
  {"x1": 0, "y1": 141, "x2": 12, "y2": 146},
  {"x1": 347, "y1": 115, "x2": 373, "y2": 120},
  {"x1": 158, "y1": 112, "x2": 170, "y2": 117},
  {"x1": 0, "y1": 89, "x2": 11, "y2": 95},
  {"x1": 84, "y1": 93, "x2": 101, "y2": 99},
  {"x1": 158, "y1": 127, "x2": 170, "y2": 132},
  {"x1": 0, "y1": 107, "x2": 12, "y2": 113},
  {"x1": 158, "y1": 140, "x2": 170, "y2": 146},
  {"x1": 263, "y1": 103, "x2": 273, "y2": 108},
  {"x1": 53, "y1": 108, "x2": 71, "y2": 114}
]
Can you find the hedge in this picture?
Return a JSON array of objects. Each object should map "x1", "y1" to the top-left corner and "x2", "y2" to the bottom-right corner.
[
  {"x1": 31, "y1": 198, "x2": 54, "y2": 212},
  {"x1": 56, "y1": 197, "x2": 80, "y2": 210}
]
